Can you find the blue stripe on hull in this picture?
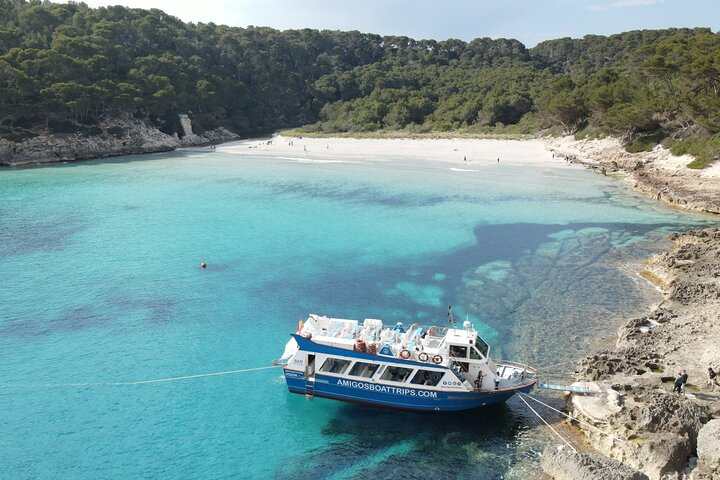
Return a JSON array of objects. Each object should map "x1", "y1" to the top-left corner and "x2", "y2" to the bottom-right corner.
[{"x1": 284, "y1": 371, "x2": 535, "y2": 412}]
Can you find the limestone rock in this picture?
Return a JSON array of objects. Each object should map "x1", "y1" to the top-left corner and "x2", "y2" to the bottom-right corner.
[
  {"x1": 699, "y1": 346, "x2": 720, "y2": 370},
  {"x1": 541, "y1": 444, "x2": 649, "y2": 480},
  {"x1": 696, "y1": 419, "x2": 720, "y2": 476},
  {"x1": 0, "y1": 113, "x2": 239, "y2": 166},
  {"x1": 635, "y1": 433, "x2": 691, "y2": 479},
  {"x1": 633, "y1": 392, "x2": 709, "y2": 448}
]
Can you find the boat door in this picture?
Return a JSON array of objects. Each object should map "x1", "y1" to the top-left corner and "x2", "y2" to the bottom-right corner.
[
  {"x1": 306, "y1": 354, "x2": 316, "y2": 379},
  {"x1": 305, "y1": 354, "x2": 316, "y2": 398}
]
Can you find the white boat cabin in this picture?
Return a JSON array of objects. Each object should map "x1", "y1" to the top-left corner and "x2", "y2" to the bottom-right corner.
[{"x1": 281, "y1": 314, "x2": 532, "y2": 392}]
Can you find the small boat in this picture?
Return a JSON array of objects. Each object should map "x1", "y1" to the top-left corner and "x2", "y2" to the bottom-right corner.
[{"x1": 276, "y1": 312, "x2": 537, "y2": 411}]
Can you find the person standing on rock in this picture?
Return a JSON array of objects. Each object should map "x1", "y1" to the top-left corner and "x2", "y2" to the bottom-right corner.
[
  {"x1": 681, "y1": 370, "x2": 689, "y2": 395},
  {"x1": 708, "y1": 367, "x2": 717, "y2": 391},
  {"x1": 673, "y1": 372, "x2": 684, "y2": 394}
]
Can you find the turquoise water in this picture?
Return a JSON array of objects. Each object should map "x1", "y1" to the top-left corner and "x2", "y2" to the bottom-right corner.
[{"x1": 0, "y1": 148, "x2": 714, "y2": 479}]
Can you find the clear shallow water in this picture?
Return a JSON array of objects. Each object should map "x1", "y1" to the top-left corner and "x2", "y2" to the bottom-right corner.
[{"x1": 0, "y1": 149, "x2": 714, "y2": 479}]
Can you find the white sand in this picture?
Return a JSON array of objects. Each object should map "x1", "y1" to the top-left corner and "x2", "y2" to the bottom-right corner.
[{"x1": 217, "y1": 135, "x2": 568, "y2": 168}]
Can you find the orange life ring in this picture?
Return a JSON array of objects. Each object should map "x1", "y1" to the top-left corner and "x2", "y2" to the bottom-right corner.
[
  {"x1": 418, "y1": 352, "x2": 429, "y2": 362},
  {"x1": 428, "y1": 326, "x2": 439, "y2": 336},
  {"x1": 399, "y1": 349, "x2": 411, "y2": 359},
  {"x1": 432, "y1": 354, "x2": 443, "y2": 365}
]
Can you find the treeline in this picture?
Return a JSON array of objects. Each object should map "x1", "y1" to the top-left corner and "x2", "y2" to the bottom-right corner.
[{"x1": 0, "y1": 1, "x2": 718, "y2": 167}]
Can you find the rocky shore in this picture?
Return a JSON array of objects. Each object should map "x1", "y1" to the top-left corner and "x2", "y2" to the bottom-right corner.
[
  {"x1": 541, "y1": 227, "x2": 720, "y2": 480},
  {"x1": 537, "y1": 137, "x2": 720, "y2": 480},
  {"x1": 545, "y1": 136, "x2": 720, "y2": 215},
  {"x1": 0, "y1": 114, "x2": 239, "y2": 167}
]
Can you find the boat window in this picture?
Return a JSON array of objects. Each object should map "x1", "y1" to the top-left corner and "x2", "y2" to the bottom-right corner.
[
  {"x1": 469, "y1": 347, "x2": 484, "y2": 360},
  {"x1": 380, "y1": 366, "x2": 413, "y2": 383},
  {"x1": 410, "y1": 369, "x2": 442, "y2": 386},
  {"x1": 319, "y1": 358, "x2": 351, "y2": 374},
  {"x1": 475, "y1": 335, "x2": 489, "y2": 358},
  {"x1": 449, "y1": 345, "x2": 468, "y2": 358},
  {"x1": 348, "y1": 362, "x2": 380, "y2": 378}
]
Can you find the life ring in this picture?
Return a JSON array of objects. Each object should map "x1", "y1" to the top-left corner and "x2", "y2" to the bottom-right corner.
[
  {"x1": 441, "y1": 327, "x2": 448, "y2": 336},
  {"x1": 399, "y1": 349, "x2": 411, "y2": 359},
  {"x1": 418, "y1": 352, "x2": 429, "y2": 362},
  {"x1": 428, "y1": 326, "x2": 439, "y2": 336},
  {"x1": 432, "y1": 354, "x2": 443, "y2": 365}
]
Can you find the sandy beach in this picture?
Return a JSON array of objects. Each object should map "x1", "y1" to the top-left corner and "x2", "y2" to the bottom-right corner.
[{"x1": 217, "y1": 135, "x2": 569, "y2": 168}]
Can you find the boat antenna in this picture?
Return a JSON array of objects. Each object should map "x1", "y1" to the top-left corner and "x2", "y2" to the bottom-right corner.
[{"x1": 447, "y1": 305, "x2": 455, "y2": 324}]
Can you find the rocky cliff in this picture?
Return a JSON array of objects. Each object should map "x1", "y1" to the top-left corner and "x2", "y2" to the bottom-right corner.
[{"x1": 0, "y1": 114, "x2": 239, "y2": 166}]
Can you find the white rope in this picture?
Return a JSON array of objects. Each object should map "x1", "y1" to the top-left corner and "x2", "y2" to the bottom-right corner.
[
  {"x1": 3, "y1": 365, "x2": 282, "y2": 389},
  {"x1": 518, "y1": 392, "x2": 577, "y2": 453},
  {"x1": 519, "y1": 393, "x2": 629, "y2": 445},
  {"x1": 107, "y1": 365, "x2": 283, "y2": 385}
]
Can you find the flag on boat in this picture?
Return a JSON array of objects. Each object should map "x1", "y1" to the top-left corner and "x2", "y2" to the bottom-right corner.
[{"x1": 296, "y1": 319, "x2": 304, "y2": 333}]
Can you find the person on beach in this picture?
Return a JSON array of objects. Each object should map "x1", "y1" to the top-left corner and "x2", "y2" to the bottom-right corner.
[
  {"x1": 708, "y1": 367, "x2": 717, "y2": 391},
  {"x1": 464, "y1": 156, "x2": 466, "y2": 162},
  {"x1": 497, "y1": 158, "x2": 500, "y2": 163}
]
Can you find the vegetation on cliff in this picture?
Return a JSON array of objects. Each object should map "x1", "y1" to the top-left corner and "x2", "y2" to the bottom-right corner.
[{"x1": 0, "y1": 1, "x2": 718, "y2": 166}]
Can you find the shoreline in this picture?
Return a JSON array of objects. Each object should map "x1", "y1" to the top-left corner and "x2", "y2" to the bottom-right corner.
[
  {"x1": 545, "y1": 227, "x2": 720, "y2": 480},
  {"x1": 0, "y1": 114, "x2": 239, "y2": 167},
  {"x1": 534, "y1": 138, "x2": 720, "y2": 479},
  {"x1": 545, "y1": 136, "x2": 720, "y2": 216},
  {"x1": 218, "y1": 134, "x2": 574, "y2": 169}
]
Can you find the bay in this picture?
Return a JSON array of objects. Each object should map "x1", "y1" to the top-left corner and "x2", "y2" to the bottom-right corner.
[{"x1": 0, "y1": 148, "x2": 713, "y2": 479}]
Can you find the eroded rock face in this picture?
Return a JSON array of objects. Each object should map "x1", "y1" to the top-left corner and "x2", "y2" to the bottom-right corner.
[
  {"x1": 0, "y1": 114, "x2": 239, "y2": 166},
  {"x1": 541, "y1": 444, "x2": 649, "y2": 480},
  {"x1": 632, "y1": 392, "x2": 709, "y2": 448},
  {"x1": 635, "y1": 433, "x2": 691, "y2": 479},
  {"x1": 566, "y1": 228, "x2": 720, "y2": 480}
]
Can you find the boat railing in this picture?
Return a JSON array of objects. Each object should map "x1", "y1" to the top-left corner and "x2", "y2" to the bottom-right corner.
[{"x1": 495, "y1": 359, "x2": 538, "y2": 374}]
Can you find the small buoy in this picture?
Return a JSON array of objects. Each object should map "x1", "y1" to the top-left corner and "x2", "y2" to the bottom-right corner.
[{"x1": 201, "y1": 262, "x2": 207, "y2": 269}]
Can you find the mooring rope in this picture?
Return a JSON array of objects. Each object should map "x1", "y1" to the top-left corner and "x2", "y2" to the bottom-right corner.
[
  {"x1": 519, "y1": 392, "x2": 629, "y2": 445},
  {"x1": 2, "y1": 365, "x2": 283, "y2": 389},
  {"x1": 518, "y1": 392, "x2": 578, "y2": 453}
]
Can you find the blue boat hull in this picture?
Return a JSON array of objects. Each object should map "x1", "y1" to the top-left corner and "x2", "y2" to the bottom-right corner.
[{"x1": 284, "y1": 370, "x2": 535, "y2": 412}]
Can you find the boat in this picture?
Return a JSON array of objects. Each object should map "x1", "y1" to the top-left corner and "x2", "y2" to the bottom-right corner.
[{"x1": 276, "y1": 311, "x2": 537, "y2": 411}]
